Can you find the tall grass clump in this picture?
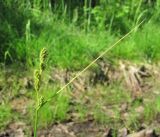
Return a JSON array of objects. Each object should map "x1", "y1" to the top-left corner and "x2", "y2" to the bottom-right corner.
[
  {"x1": 134, "y1": 22, "x2": 160, "y2": 62},
  {"x1": 0, "y1": 0, "x2": 28, "y2": 62},
  {"x1": 111, "y1": 21, "x2": 160, "y2": 62},
  {"x1": 0, "y1": 105, "x2": 12, "y2": 130},
  {"x1": 1, "y1": 0, "x2": 160, "y2": 67},
  {"x1": 14, "y1": 15, "x2": 115, "y2": 70}
]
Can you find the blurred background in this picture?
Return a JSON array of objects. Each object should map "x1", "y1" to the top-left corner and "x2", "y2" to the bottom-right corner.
[{"x1": 0, "y1": 0, "x2": 160, "y2": 137}]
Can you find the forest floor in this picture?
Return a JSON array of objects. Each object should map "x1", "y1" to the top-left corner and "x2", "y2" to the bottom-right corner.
[{"x1": 0, "y1": 59, "x2": 160, "y2": 137}]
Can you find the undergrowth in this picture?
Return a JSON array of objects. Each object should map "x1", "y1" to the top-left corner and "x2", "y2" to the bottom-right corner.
[
  {"x1": 0, "y1": 0, "x2": 160, "y2": 136},
  {"x1": 0, "y1": 105, "x2": 12, "y2": 130},
  {"x1": 1, "y1": 0, "x2": 160, "y2": 69}
]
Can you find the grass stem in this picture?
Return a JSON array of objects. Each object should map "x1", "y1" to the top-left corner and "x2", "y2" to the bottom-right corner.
[{"x1": 34, "y1": 108, "x2": 39, "y2": 137}]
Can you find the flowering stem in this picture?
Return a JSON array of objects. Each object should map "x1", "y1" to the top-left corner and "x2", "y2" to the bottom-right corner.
[
  {"x1": 33, "y1": 48, "x2": 47, "y2": 137},
  {"x1": 34, "y1": 107, "x2": 39, "y2": 137}
]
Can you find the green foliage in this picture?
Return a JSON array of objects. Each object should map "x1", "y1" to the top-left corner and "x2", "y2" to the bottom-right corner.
[
  {"x1": 0, "y1": 0, "x2": 29, "y2": 62},
  {"x1": 144, "y1": 96, "x2": 160, "y2": 123},
  {"x1": 112, "y1": 21, "x2": 160, "y2": 62},
  {"x1": 1, "y1": 1, "x2": 160, "y2": 132},
  {"x1": 0, "y1": 105, "x2": 12, "y2": 130},
  {"x1": 125, "y1": 112, "x2": 141, "y2": 131},
  {"x1": 37, "y1": 104, "x2": 54, "y2": 128},
  {"x1": 13, "y1": 17, "x2": 115, "y2": 69},
  {"x1": 52, "y1": 94, "x2": 70, "y2": 121},
  {"x1": 135, "y1": 22, "x2": 160, "y2": 62},
  {"x1": 75, "y1": 104, "x2": 87, "y2": 121},
  {"x1": 1, "y1": 0, "x2": 160, "y2": 67},
  {"x1": 29, "y1": 86, "x2": 70, "y2": 128},
  {"x1": 93, "y1": 106, "x2": 110, "y2": 124}
]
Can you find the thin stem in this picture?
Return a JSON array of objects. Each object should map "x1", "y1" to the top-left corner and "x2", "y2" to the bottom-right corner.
[
  {"x1": 34, "y1": 108, "x2": 39, "y2": 137},
  {"x1": 34, "y1": 89, "x2": 39, "y2": 137},
  {"x1": 44, "y1": 19, "x2": 145, "y2": 104},
  {"x1": 87, "y1": 0, "x2": 91, "y2": 31},
  {"x1": 84, "y1": 0, "x2": 88, "y2": 31}
]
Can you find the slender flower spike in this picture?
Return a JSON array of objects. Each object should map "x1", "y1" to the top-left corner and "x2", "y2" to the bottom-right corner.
[
  {"x1": 34, "y1": 47, "x2": 48, "y2": 137},
  {"x1": 40, "y1": 48, "x2": 47, "y2": 73},
  {"x1": 40, "y1": 48, "x2": 47, "y2": 63},
  {"x1": 40, "y1": 62, "x2": 46, "y2": 72},
  {"x1": 34, "y1": 70, "x2": 41, "y2": 91},
  {"x1": 38, "y1": 96, "x2": 45, "y2": 108}
]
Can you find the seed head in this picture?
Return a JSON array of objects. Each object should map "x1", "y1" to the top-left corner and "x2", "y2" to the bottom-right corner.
[
  {"x1": 34, "y1": 70, "x2": 41, "y2": 91},
  {"x1": 40, "y1": 48, "x2": 47, "y2": 72},
  {"x1": 40, "y1": 62, "x2": 46, "y2": 72},
  {"x1": 40, "y1": 48, "x2": 47, "y2": 63},
  {"x1": 38, "y1": 96, "x2": 45, "y2": 108}
]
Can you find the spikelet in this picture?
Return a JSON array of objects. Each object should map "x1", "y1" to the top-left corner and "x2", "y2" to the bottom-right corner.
[
  {"x1": 38, "y1": 96, "x2": 45, "y2": 108},
  {"x1": 40, "y1": 48, "x2": 47, "y2": 74},
  {"x1": 34, "y1": 70, "x2": 41, "y2": 91},
  {"x1": 40, "y1": 48, "x2": 47, "y2": 62},
  {"x1": 34, "y1": 48, "x2": 48, "y2": 93}
]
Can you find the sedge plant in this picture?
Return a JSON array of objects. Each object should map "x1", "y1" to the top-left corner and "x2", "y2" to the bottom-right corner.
[
  {"x1": 34, "y1": 48, "x2": 47, "y2": 137},
  {"x1": 32, "y1": 21, "x2": 144, "y2": 137}
]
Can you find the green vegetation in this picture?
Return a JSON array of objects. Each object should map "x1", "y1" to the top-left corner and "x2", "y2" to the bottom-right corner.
[
  {"x1": 0, "y1": 105, "x2": 12, "y2": 130},
  {"x1": 144, "y1": 96, "x2": 160, "y2": 122},
  {"x1": 0, "y1": 0, "x2": 160, "y2": 136},
  {"x1": 1, "y1": 0, "x2": 160, "y2": 68}
]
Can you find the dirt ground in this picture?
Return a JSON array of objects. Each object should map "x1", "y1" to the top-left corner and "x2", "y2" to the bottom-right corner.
[{"x1": 0, "y1": 60, "x2": 160, "y2": 137}]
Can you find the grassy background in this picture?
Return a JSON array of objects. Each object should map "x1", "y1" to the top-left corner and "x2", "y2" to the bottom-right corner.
[
  {"x1": 0, "y1": 0, "x2": 160, "y2": 69},
  {"x1": 0, "y1": 0, "x2": 160, "y2": 134}
]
